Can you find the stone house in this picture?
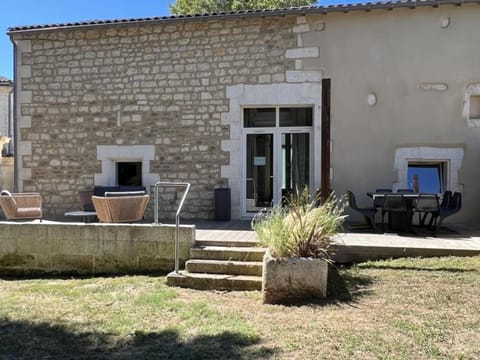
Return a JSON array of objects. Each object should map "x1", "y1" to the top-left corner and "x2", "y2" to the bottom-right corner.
[
  {"x1": 7, "y1": 1, "x2": 480, "y2": 222},
  {"x1": 0, "y1": 76, "x2": 13, "y2": 155}
]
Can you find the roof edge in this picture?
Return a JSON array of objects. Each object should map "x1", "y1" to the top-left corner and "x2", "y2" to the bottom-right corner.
[
  {"x1": 0, "y1": 76, "x2": 13, "y2": 86},
  {"x1": 7, "y1": 0, "x2": 480, "y2": 35}
]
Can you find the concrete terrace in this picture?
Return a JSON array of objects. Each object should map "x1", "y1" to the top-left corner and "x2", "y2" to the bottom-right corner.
[
  {"x1": 0, "y1": 218, "x2": 479, "y2": 278},
  {"x1": 189, "y1": 220, "x2": 480, "y2": 263}
]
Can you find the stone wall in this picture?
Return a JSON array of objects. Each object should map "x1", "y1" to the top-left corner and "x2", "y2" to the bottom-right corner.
[
  {"x1": 0, "y1": 222, "x2": 195, "y2": 276},
  {"x1": 12, "y1": 16, "x2": 298, "y2": 219}
]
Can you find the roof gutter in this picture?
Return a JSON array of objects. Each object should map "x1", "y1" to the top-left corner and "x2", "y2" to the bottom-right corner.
[{"x1": 7, "y1": 0, "x2": 479, "y2": 35}]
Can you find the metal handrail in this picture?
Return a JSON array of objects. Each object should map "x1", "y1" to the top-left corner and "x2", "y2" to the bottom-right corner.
[{"x1": 153, "y1": 181, "x2": 191, "y2": 274}]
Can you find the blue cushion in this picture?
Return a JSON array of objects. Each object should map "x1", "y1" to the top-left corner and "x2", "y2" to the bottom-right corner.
[{"x1": 94, "y1": 186, "x2": 119, "y2": 197}]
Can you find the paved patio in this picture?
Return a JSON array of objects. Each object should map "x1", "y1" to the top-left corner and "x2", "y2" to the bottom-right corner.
[
  {"x1": 333, "y1": 223, "x2": 480, "y2": 263},
  {"x1": 188, "y1": 220, "x2": 480, "y2": 263},
  {"x1": 4, "y1": 218, "x2": 479, "y2": 266}
]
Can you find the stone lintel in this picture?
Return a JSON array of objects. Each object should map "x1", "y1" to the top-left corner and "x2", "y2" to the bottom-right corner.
[
  {"x1": 285, "y1": 47, "x2": 319, "y2": 59},
  {"x1": 293, "y1": 23, "x2": 310, "y2": 33},
  {"x1": 286, "y1": 70, "x2": 322, "y2": 83}
]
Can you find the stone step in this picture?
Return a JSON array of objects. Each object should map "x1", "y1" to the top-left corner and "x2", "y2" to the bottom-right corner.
[
  {"x1": 190, "y1": 246, "x2": 266, "y2": 262},
  {"x1": 195, "y1": 238, "x2": 259, "y2": 248},
  {"x1": 166, "y1": 271, "x2": 262, "y2": 291},
  {"x1": 186, "y1": 259, "x2": 263, "y2": 276}
]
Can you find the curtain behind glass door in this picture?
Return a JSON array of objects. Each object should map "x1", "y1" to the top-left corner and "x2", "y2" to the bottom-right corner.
[
  {"x1": 281, "y1": 133, "x2": 309, "y2": 202},
  {"x1": 246, "y1": 134, "x2": 273, "y2": 213}
]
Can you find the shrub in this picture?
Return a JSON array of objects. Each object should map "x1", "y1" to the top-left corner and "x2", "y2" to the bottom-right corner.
[{"x1": 253, "y1": 189, "x2": 346, "y2": 258}]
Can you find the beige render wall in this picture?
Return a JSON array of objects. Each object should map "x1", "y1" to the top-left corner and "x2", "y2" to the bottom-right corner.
[
  {"x1": 12, "y1": 17, "x2": 297, "y2": 219},
  {"x1": 300, "y1": 5, "x2": 480, "y2": 222}
]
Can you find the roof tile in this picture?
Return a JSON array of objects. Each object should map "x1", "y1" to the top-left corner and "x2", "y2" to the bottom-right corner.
[{"x1": 7, "y1": 1, "x2": 472, "y2": 33}]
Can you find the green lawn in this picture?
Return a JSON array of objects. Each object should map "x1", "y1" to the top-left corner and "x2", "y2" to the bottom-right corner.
[{"x1": 1, "y1": 256, "x2": 479, "y2": 359}]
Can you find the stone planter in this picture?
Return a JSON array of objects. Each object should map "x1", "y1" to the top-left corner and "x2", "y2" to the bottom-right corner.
[{"x1": 262, "y1": 249, "x2": 328, "y2": 304}]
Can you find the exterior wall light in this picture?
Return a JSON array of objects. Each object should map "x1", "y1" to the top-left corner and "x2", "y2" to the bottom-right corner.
[
  {"x1": 441, "y1": 16, "x2": 450, "y2": 29},
  {"x1": 367, "y1": 93, "x2": 377, "y2": 106}
]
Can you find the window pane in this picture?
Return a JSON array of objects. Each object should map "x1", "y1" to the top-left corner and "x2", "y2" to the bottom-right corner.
[
  {"x1": 117, "y1": 162, "x2": 142, "y2": 186},
  {"x1": 407, "y1": 164, "x2": 442, "y2": 193},
  {"x1": 281, "y1": 133, "x2": 309, "y2": 196},
  {"x1": 244, "y1": 108, "x2": 276, "y2": 128},
  {"x1": 279, "y1": 107, "x2": 313, "y2": 127}
]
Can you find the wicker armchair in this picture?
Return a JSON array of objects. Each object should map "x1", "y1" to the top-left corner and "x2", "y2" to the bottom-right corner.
[
  {"x1": 0, "y1": 192, "x2": 43, "y2": 220},
  {"x1": 91, "y1": 195, "x2": 149, "y2": 223}
]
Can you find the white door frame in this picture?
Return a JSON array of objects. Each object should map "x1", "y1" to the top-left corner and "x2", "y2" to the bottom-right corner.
[{"x1": 241, "y1": 107, "x2": 314, "y2": 218}]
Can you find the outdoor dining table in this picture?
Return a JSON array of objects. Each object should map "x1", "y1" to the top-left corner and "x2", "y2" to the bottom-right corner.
[
  {"x1": 366, "y1": 192, "x2": 419, "y2": 233},
  {"x1": 367, "y1": 192, "x2": 420, "y2": 202}
]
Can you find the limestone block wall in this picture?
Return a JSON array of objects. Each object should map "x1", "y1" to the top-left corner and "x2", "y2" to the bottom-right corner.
[
  {"x1": 11, "y1": 16, "x2": 299, "y2": 219},
  {"x1": 0, "y1": 222, "x2": 195, "y2": 276}
]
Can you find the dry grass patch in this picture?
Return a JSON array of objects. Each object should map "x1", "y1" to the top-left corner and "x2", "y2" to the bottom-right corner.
[{"x1": 0, "y1": 256, "x2": 479, "y2": 359}]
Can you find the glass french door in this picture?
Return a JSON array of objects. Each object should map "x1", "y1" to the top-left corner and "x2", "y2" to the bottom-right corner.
[
  {"x1": 245, "y1": 133, "x2": 274, "y2": 213},
  {"x1": 244, "y1": 131, "x2": 311, "y2": 215},
  {"x1": 280, "y1": 132, "x2": 310, "y2": 203},
  {"x1": 243, "y1": 107, "x2": 313, "y2": 216}
]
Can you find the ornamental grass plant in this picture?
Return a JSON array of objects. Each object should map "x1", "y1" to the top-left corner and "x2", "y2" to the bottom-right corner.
[{"x1": 253, "y1": 189, "x2": 346, "y2": 258}]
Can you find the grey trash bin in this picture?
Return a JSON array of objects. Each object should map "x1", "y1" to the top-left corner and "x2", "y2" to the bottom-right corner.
[{"x1": 215, "y1": 188, "x2": 231, "y2": 221}]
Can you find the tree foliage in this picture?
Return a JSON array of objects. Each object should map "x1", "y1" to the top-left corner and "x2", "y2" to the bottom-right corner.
[{"x1": 170, "y1": 0, "x2": 317, "y2": 15}]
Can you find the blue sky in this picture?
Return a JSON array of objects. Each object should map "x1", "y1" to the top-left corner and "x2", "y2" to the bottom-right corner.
[{"x1": 0, "y1": 0, "x2": 354, "y2": 79}]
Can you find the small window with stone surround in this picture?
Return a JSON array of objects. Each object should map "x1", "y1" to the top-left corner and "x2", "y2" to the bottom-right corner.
[
  {"x1": 469, "y1": 95, "x2": 480, "y2": 120},
  {"x1": 94, "y1": 145, "x2": 160, "y2": 190},
  {"x1": 463, "y1": 83, "x2": 480, "y2": 127},
  {"x1": 394, "y1": 146, "x2": 463, "y2": 194}
]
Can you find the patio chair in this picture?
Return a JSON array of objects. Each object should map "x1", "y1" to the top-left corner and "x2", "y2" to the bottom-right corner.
[
  {"x1": 440, "y1": 190, "x2": 452, "y2": 208},
  {"x1": 381, "y1": 193, "x2": 412, "y2": 232},
  {"x1": 92, "y1": 194, "x2": 149, "y2": 223},
  {"x1": 397, "y1": 189, "x2": 414, "y2": 193},
  {"x1": 414, "y1": 193, "x2": 439, "y2": 228},
  {"x1": 0, "y1": 190, "x2": 43, "y2": 220},
  {"x1": 78, "y1": 189, "x2": 95, "y2": 211},
  {"x1": 346, "y1": 190, "x2": 378, "y2": 231},
  {"x1": 433, "y1": 191, "x2": 462, "y2": 234},
  {"x1": 373, "y1": 188, "x2": 392, "y2": 208}
]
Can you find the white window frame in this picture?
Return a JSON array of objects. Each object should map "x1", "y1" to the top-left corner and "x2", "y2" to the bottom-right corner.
[
  {"x1": 222, "y1": 83, "x2": 322, "y2": 219},
  {"x1": 94, "y1": 145, "x2": 160, "y2": 190},
  {"x1": 393, "y1": 146, "x2": 464, "y2": 193},
  {"x1": 463, "y1": 83, "x2": 480, "y2": 127}
]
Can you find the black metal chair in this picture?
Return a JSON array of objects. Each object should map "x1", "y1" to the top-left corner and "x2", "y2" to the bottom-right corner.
[
  {"x1": 373, "y1": 188, "x2": 392, "y2": 208},
  {"x1": 382, "y1": 193, "x2": 412, "y2": 232},
  {"x1": 433, "y1": 192, "x2": 462, "y2": 234},
  {"x1": 376, "y1": 188, "x2": 392, "y2": 193},
  {"x1": 397, "y1": 189, "x2": 414, "y2": 193},
  {"x1": 414, "y1": 193, "x2": 439, "y2": 228},
  {"x1": 346, "y1": 190, "x2": 378, "y2": 231},
  {"x1": 440, "y1": 190, "x2": 452, "y2": 208}
]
